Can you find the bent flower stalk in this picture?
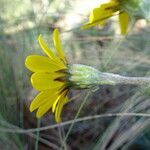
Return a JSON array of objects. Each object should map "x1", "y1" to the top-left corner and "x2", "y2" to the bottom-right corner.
[
  {"x1": 25, "y1": 29, "x2": 150, "y2": 123},
  {"x1": 82, "y1": 0, "x2": 150, "y2": 35}
]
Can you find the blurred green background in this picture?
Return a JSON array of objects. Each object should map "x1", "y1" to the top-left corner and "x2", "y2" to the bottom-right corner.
[{"x1": 0, "y1": 0, "x2": 150, "y2": 149}]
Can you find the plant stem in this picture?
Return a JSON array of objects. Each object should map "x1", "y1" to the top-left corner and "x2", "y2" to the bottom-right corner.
[
  {"x1": 35, "y1": 119, "x2": 40, "y2": 150},
  {"x1": 99, "y1": 72, "x2": 150, "y2": 85},
  {"x1": 64, "y1": 90, "x2": 91, "y2": 142}
]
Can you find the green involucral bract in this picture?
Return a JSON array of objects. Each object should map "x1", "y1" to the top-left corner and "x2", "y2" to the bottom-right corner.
[
  {"x1": 68, "y1": 64, "x2": 115, "y2": 89},
  {"x1": 120, "y1": 0, "x2": 150, "y2": 20}
]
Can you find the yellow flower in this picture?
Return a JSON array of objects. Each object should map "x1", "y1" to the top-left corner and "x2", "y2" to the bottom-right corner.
[
  {"x1": 82, "y1": 0, "x2": 130, "y2": 35},
  {"x1": 26, "y1": 29, "x2": 136, "y2": 123},
  {"x1": 25, "y1": 29, "x2": 69, "y2": 123},
  {"x1": 25, "y1": 27, "x2": 116, "y2": 123}
]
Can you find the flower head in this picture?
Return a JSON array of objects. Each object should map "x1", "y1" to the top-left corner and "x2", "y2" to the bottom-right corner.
[
  {"x1": 25, "y1": 29, "x2": 70, "y2": 123},
  {"x1": 82, "y1": 0, "x2": 130, "y2": 34},
  {"x1": 25, "y1": 29, "x2": 119, "y2": 122},
  {"x1": 82, "y1": 0, "x2": 150, "y2": 35}
]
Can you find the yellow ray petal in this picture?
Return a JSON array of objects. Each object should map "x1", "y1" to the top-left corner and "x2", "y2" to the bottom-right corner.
[
  {"x1": 30, "y1": 90, "x2": 59, "y2": 112},
  {"x1": 31, "y1": 72, "x2": 65, "y2": 91},
  {"x1": 82, "y1": 1, "x2": 119, "y2": 29},
  {"x1": 38, "y1": 35, "x2": 56, "y2": 59},
  {"x1": 82, "y1": 16, "x2": 109, "y2": 29},
  {"x1": 53, "y1": 29, "x2": 66, "y2": 63},
  {"x1": 52, "y1": 95, "x2": 60, "y2": 113},
  {"x1": 55, "y1": 96, "x2": 68, "y2": 123},
  {"x1": 36, "y1": 93, "x2": 59, "y2": 118},
  {"x1": 38, "y1": 35, "x2": 67, "y2": 67},
  {"x1": 52, "y1": 89, "x2": 68, "y2": 113},
  {"x1": 25, "y1": 55, "x2": 65, "y2": 73},
  {"x1": 119, "y1": 12, "x2": 130, "y2": 35}
]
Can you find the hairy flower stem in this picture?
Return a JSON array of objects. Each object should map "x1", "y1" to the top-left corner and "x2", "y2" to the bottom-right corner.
[
  {"x1": 99, "y1": 72, "x2": 150, "y2": 85},
  {"x1": 69, "y1": 64, "x2": 150, "y2": 88}
]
